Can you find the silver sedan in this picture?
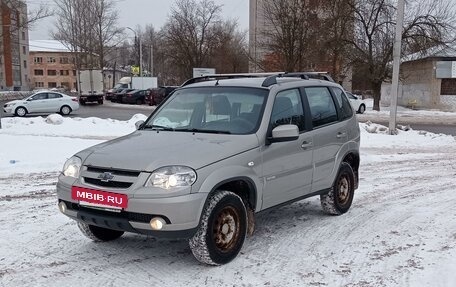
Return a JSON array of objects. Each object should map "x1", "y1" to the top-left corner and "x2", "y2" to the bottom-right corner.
[{"x1": 3, "y1": 91, "x2": 80, "y2": 117}]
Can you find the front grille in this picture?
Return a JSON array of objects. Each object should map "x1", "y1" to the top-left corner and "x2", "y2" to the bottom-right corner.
[
  {"x1": 86, "y1": 166, "x2": 140, "y2": 177},
  {"x1": 83, "y1": 177, "x2": 133, "y2": 188}
]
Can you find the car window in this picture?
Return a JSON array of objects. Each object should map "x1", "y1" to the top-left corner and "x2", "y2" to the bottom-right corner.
[
  {"x1": 48, "y1": 93, "x2": 63, "y2": 99},
  {"x1": 305, "y1": 87, "x2": 338, "y2": 128},
  {"x1": 270, "y1": 89, "x2": 306, "y2": 131},
  {"x1": 331, "y1": 87, "x2": 353, "y2": 121},
  {"x1": 147, "y1": 87, "x2": 268, "y2": 134},
  {"x1": 30, "y1": 93, "x2": 48, "y2": 100},
  {"x1": 346, "y1": 92, "x2": 357, "y2": 100}
]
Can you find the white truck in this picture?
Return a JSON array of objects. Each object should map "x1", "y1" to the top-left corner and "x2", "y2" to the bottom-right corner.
[
  {"x1": 111, "y1": 77, "x2": 158, "y2": 90},
  {"x1": 78, "y1": 70, "x2": 104, "y2": 105}
]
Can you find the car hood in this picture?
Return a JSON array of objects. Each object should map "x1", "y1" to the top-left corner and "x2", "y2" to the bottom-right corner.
[
  {"x1": 81, "y1": 131, "x2": 259, "y2": 172},
  {"x1": 5, "y1": 100, "x2": 25, "y2": 105}
]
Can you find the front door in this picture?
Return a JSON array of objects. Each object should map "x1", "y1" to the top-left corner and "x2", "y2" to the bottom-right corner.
[
  {"x1": 27, "y1": 93, "x2": 49, "y2": 113},
  {"x1": 261, "y1": 88, "x2": 314, "y2": 210}
]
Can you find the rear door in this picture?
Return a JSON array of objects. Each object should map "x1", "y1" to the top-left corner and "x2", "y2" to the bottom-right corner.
[
  {"x1": 303, "y1": 86, "x2": 350, "y2": 192},
  {"x1": 47, "y1": 93, "x2": 64, "y2": 112},
  {"x1": 261, "y1": 88, "x2": 314, "y2": 209}
]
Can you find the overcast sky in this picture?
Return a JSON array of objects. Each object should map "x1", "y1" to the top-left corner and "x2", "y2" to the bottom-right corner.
[{"x1": 26, "y1": 0, "x2": 250, "y2": 40}]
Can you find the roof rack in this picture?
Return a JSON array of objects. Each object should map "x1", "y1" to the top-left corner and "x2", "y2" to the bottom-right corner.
[{"x1": 180, "y1": 71, "x2": 334, "y2": 87}]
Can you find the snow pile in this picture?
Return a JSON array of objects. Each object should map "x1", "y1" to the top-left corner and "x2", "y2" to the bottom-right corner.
[
  {"x1": 360, "y1": 122, "x2": 455, "y2": 148},
  {"x1": 0, "y1": 113, "x2": 147, "y2": 139}
]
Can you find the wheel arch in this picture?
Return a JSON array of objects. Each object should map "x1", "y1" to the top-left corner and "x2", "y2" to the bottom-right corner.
[{"x1": 341, "y1": 151, "x2": 360, "y2": 189}]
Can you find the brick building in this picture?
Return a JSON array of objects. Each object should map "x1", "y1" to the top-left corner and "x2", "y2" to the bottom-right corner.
[
  {"x1": 29, "y1": 40, "x2": 77, "y2": 90},
  {"x1": 0, "y1": 0, "x2": 29, "y2": 91}
]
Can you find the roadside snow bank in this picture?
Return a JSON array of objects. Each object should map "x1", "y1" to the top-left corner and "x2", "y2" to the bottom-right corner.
[
  {"x1": 0, "y1": 113, "x2": 147, "y2": 139},
  {"x1": 360, "y1": 122, "x2": 455, "y2": 148}
]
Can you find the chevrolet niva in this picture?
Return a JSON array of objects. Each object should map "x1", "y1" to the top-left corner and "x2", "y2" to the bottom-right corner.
[{"x1": 57, "y1": 72, "x2": 360, "y2": 265}]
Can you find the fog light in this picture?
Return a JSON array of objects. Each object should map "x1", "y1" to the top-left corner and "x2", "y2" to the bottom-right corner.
[
  {"x1": 58, "y1": 201, "x2": 67, "y2": 214},
  {"x1": 150, "y1": 217, "x2": 166, "y2": 230}
]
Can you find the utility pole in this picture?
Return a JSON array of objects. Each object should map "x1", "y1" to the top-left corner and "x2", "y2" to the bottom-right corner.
[
  {"x1": 139, "y1": 36, "x2": 143, "y2": 77},
  {"x1": 150, "y1": 44, "x2": 153, "y2": 77},
  {"x1": 389, "y1": 0, "x2": 405, "y2": 135}
]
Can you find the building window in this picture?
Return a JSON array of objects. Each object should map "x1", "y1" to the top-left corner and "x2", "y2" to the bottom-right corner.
[
  {"x1": 60, "y1": 70, "x2": 69, "y2": 76},
  {"x1": 22, "y1": 46, "x2": 26, "y2": 54},
  {"x1": 73, "y1": 70, "x2": 77, "y2": 76},
  {"x1": 48, "y1": 82, "x2": 57, "y2": 88},
  {"x1": 60, "y1": 57, "x2": 69, "y2": 64},
  {"x1": 34, "y1": 69, "x2": 44, "y2": 76},
  {"x1": 23, "y1": 60, "x2": 27, "y2": 69},
  {"x1": 73, "y1": 82, "x2": 77, "y2": 89},
  {"x1": 47, "y1": 70, "x2": 57, "y2": 76},
  {"x1": 22, "y1": 31, "x2": 26, "y2": 40},
  {"x1": 34, "y1": 57, "x2": 43, "y2": 64},
  {"x1": 47, "y1": 57, "x2": 56, "y2": 63},
  {"x1": 35, "y1": 82, "x2": 44, "y2": 88}
]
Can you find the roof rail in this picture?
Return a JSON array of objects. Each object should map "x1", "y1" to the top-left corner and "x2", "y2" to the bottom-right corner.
[
  {"x1": 181, "y1": 72, "x2": 283, "y2": 87},
  {"x1": 181, "y1": 71, "x2": 334, "y2": 87}
]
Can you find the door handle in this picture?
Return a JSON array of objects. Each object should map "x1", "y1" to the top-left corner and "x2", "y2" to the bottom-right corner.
[
  {"x1": 301, "y1": 141, "x2": 313, "y2": 149},
  {"x1": 336, "y1": 132, "x2": 347, "y2": 138}
]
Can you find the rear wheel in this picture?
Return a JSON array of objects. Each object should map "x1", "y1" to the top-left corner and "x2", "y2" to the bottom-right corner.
[
  {"x1": 80, "y1": 100, "x2": 86, "y2": 105},
  {"x1": 60, "y1": 105, "x2": 72, "y2": 115},
  {"x1": 136, "y1": 98, "x2": 144, "y2": 105},
  {"x1": 98, "y1": 99, "x2": 103, "y2": 105},
  {"x1": 320, "y1": 162, "x2": 355, "y2": 215},
  {"x1": 77, "y1": 222, "x2": 124, "y2": 242},
  {"x1": 189, "y1": 191, "x2": 247, "y2": 265},
  {"x1": 15, "y1": 107, "x2": 27, "y2": 117}
]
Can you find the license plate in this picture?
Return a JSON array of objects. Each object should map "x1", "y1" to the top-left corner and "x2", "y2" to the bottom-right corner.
[{"x1": 71, "y1": 186, "x2": 128, "y2": 209}]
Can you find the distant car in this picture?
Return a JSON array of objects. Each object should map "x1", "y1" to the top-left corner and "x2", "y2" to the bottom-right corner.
[
  {"x1": 3, "y1": 91, "x2": 79, "y2": 117},
  {"x1": 105, "y1": 88, "x2": 124, "y2": 101},
  {"x1": 346, "y1": 92, "x2": 366, "y2": 114},
  {"x1": 148, "y1": 86, "x2": 178, "y2": 106},
  {"x1": 122, "y1": 89, "x2": 148, "y2": 105}
]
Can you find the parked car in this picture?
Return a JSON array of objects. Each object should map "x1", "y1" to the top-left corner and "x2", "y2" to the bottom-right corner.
[
  {"x1": 105, "y1": 87, "x2": 125, "y2": 101},
  {"x1": 112, "y1": 88, "x2": 135, "y2": 103},
  {"x1": 3, "y1": 91, "x2": 79, "y2": 117},
  {"x1": 57, "y1": 72, "x2": 360, "y2": 265},
  {"x1": 148, "y1": 86, "x2": 178, "y2": 106},
  {"x1": 346, "y1": 92, "x2": 366, "y2": 114},
  {"x1": 122, "y1": 89, "x2": 148, "y2": 105}
]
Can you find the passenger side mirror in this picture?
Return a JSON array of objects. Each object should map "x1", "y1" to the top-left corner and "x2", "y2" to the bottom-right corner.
[
  {"x1": 135, "y1": 120, "x2": 145, "y2": 130},
  {"x1": 268, "y1": 124, "x2": 299, "y2": 144}
]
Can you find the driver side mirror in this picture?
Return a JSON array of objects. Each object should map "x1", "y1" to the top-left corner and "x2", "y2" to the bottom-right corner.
[
  {"x1": 26, "y1": 98, "x2": 32, "y2": 101},
  {"x1": 135, "y1": 120, "x2": 145, "y2": 130}
]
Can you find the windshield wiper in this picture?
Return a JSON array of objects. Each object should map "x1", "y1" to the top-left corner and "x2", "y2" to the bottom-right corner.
[
  {"x1": 142, "y1": 124, "x2": 175, "y2": 131},
  {"x1": 174, "y1": 128, "x2": 231, "y2": 134}
]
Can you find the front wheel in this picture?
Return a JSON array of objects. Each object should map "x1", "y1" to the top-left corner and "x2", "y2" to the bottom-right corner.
[
  {"x1": 15, "y1": 107, "x2": 27, "y2": 117},
  {"x1": 77, "y1": 222, "x2": 124, "y2": 242},
  {"x1": 358, "y1": 104, "x2": 366, "y2": 114},
  {"x1": 320, "y1": 162, "x2": 355, "y2": 215},
  {"x1": 189, "y1": 191, "x2": 247, "y2": 265}
]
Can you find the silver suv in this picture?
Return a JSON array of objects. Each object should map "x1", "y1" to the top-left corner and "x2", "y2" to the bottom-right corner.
[{"x1": 57, "y1": 73, "x2": 360, "y2": 265}]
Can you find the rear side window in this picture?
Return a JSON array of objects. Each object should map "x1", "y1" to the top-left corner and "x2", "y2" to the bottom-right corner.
[
  {"x1": 48, "y1": 93, "x2": 63, "y2": 99},
  {"x1": 331, "y1": 87, "x2": 353, "y2": 121},
  {"x1": 271, "y1": 89, "x2": 306, "y2": 131},
  {"x1": 305, "y1": 87, "x2": 338, "y2": 128}
]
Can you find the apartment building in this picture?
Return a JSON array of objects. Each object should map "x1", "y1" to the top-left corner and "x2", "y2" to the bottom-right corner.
[
  {"x1": 0, "y1": 0, "x2": 29, "y2": 90},
  {"x1": 29, "y1": 40, "x2": 77, "y2": 90}
]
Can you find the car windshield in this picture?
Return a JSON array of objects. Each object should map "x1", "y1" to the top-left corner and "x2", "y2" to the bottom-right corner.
[{"x1": 143, "y1": 87, "x2": 268, "y2": 134}]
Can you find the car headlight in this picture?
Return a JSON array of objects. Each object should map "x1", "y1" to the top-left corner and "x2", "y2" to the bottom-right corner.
[
  {"x1": 146, "y1": 166, "x2": 197, "y2": 189},
  {"x1": 62, "y1": 156, "x2": 82, "y2": 178}
]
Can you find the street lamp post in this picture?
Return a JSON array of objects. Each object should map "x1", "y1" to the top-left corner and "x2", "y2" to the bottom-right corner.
[{"x1": 126, "y1": 27, "x2": 142, "y2": 77}]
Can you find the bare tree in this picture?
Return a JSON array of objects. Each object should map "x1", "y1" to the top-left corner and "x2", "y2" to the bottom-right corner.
[
  {"x1": 347, "y1": 0, "x2": 456, "y2": 111},
  {"x1": 162, "y1": 0, "x2": 222, "y2": 80},
  {"x1": 52, "y1": 0, "x2": 122, "y2": 69},
  {"x1": 259, "y1": 0, "x2": 317, "y2": 72}
]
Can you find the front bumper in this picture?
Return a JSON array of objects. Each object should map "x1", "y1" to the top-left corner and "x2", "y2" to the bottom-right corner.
[
  {"x1": 3, "y1": 107, "x2": 13, "y2": 115},
  {"x1": 56, "y1": 181, "x2": 207, "y2": 239}
]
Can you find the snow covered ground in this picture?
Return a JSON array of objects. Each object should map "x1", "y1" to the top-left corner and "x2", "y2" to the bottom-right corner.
[{"x1": 1, "y1": 115, "x2": 456, "y2": 286}]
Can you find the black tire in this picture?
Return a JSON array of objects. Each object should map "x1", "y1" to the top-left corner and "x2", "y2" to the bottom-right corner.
[
  {"x1": 80, "y1": 100, "x2": 86, "y2": 105},
  {"x1": 320, "y1": 162, "x2": 355, "y2": 215},
  {"x1": 189, "y1": 191, "x2": 247, "y2": 265},
  {"x1": 60, "y1": 105, "x2": 72, "y2": 115},
  {"x1": 77, "y1": 222, "x2": 124, "y2": 242},
  {"x1": 98, "y1": 99, "x2": 103, "y2": 105},
  {"x1": 15, "y1": 106, "x2": 27, "y2": 117},
  {"x1": 136, "y1": 98, "x2": 143, "y2": 105},
  {"x1": 358, "y1": 104, "x2": 366, "y2": 114}
]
